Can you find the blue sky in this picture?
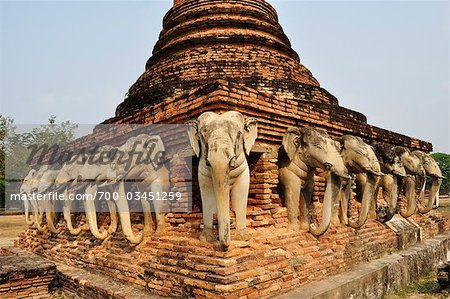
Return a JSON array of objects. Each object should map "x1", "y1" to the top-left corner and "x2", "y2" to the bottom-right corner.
[{"x1": 0, "y1": 1, "x2": 448, "y2": 152}]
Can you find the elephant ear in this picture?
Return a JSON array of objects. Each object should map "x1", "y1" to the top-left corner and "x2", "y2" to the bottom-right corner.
[
  {"x1": 187, "y1": 120, "x2": 200, "y2": 157},
  {"x1": 243, "y1": 117, "x2": 258, "y2": 156},
  {"x1": 282, "y1": 127, "x2": 301, "y2": 161},
  {"x1": 334, "y1": 137, "x2": 344, "y2": 152},
  {"x1": 147, "y1": 135, "x2": 165, "y2": 164}
]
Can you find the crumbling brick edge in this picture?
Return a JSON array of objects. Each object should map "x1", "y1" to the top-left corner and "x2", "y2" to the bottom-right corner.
[
  {"x1": 0, "y1": 246, "x2": 162, "y2": 299},
  {"x1": 2, "y1": 231, "x2": 450, "y2": 299},
  {"x1": 275, "y1": 231, "x2": 450, "y2": 299}
]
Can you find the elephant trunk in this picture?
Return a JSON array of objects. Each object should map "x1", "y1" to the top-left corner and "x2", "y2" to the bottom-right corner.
[
  {"x1": 400, "y1": 176, "x2": 418, "y2": 218},
  {"x1": 310, "y1": 173, "x2": 340, "y2": 237},
  {"x1": 349, "y1": 174, "x2": 377, "y2": 228},
  {"x1": 339, "y1": 179, "x2": 352, "y2": 225},
  {"x1": 387, "y1": 175, "x2": 400, "y2": 214},
  {"x1": 106, "y1": 196, "x2": 119, "y2": 234},
  {"x1": 378, "y1": 174, "x2": 400, "y2": 222},
  {"x1": 116, "y1": 181, "x2": 143, "y2": 244},
  {"x1": 45, "y1": 207, "x2": 60, "y2": 234},
  {"x1": 63, "y1": 189, "x2": 81, "y2": 235},
  {"x1": 84, "y1": 184, "x2": 108, "y2": 240},
  {"x1": 23, "y1": 196, "x2": 34, "y2": 226},
  {"x1": 209, "y1": 154, "x2": 231, "y2": 250},
  {"x1": 435, "y1": 179, "x2": 442, "y2": 207},
  {"x1": 43, "y1": 193, "x2": 61, "y2": 234},
  {"x1": 31, "y1": 197, "x2": 45, "y2": 232},
  {"x1": 418, "y1": 177, "x2": 442, "y2": 214}
]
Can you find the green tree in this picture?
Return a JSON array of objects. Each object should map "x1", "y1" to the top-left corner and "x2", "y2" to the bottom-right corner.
[
  {"x1": 1, "y1": 115, "x2": 78, "y2": 210},
  {"x1": 431, "y1": 152, "x2": 450, "y2": 195},
  {"x1": 0, "y1": 114, "x2": 14, "y2": 210}
]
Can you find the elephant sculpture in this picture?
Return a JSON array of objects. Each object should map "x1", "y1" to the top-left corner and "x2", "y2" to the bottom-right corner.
[
  {"x1": 20, "y1": 169, "x2": 38, "y2": 226},
  {"x1": 372, "y1": 142, "x2": 408, "y2": 222},
  {"x1": 32, "y1": 164, "x2": 62, "y2": 234},
  {"x1": 393, "y1": 146, "x2": 426, "y2": 218},
  {"x1": 112, "y1": 134, "x2": 170, "y2": 244},
  {"x1": 412, "y1": 150, "x2": 444, "y2": 213},
  {"x1": 335, "y1": 135, "x2": 382, "y2": 228},
  {"x1": 53, "y1": 154, "x2": 84, "y2": 235},
  {"x1": 188, "y1": 111, "x2": 257, "y2": 249},
  {"x1": 75, "y1": 145, "x2": 120, "y2": 240},
  {"x1": 279, "y1": 127, "x2": 350, "y2": 237}
]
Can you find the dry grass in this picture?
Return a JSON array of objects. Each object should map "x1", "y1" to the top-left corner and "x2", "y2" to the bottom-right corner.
[
  {"x1": 388, "y1": 273, "x2": 448, "y2": 299},
  {"x1": 0, "y1": 215, "x2": 28, "y2": 246},
  {"x1": 437, "y1": 196, "x2": 450, "y2": 218}
]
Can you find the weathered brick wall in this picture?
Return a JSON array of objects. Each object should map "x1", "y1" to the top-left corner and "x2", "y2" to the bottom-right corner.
[
  {"x1": 110, "y1": 81, "x2": 430, "y2": 151},
  {"x1": 0, "y1": 252, "x2": 56, "y2": 299}
]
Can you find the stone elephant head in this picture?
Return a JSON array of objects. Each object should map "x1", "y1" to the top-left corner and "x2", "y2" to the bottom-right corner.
[
  {"x1": 25, "y1": 165, "x2": 48, "y2": 231},
  {"x1": 335, "y1": 135, "x2": 382, "y2": 228},
  {"x1": 112, "y1": 134, "x2": 169, "y2": 244},
  {"x1": 53, "y1": 153, "x2": 88, "y2": 236},
  {"x1": 373, "y1": 142, "x2": 408, "y2": 222},
  {"x1": 188, "y1": 111, "x2": 257, "y2": 249},
  {"x1": 412, "y1": 150, "x2": 443, "y2": 213},
  {"x1": 393, "y1": 146, "x2": 426, "y2": 218},
  {"x1": 76, "y1": 145, "x2": 119, "y2": 240},
  {"x1": 279, "y1": 127, "x2": 350, "y2": 237},
  {"x1": 20, "y1": 169, "x2": 37, "y2": 226},
  {"x1": 32, "y1": 164, "x2": 62, "y2": 234}
]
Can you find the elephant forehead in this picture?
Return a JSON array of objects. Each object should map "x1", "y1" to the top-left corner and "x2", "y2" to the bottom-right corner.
[
  {"x1": 308, "y1": 134, "x2": 333, "y2": 149},
  {"x1": 302, "y1": 128, "x2": 332, "y2": 142},
  {"x1": 349, "y1": 143, "x2": 374, "y2": 158},
  {"x1": 200, "y1": 119, "x2": 241, "y2": 137}
]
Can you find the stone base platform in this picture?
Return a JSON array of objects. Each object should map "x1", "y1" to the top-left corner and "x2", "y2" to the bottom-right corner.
[
  {"x1": 275, "y1": 231, "x2": 450, "y2": 299},
  {"x1": 3, "y1": 221, "x2": 450, "y2": 299},
  {"x1": 0, "y1": 247, "x2": 56, "y2": 299},
  {"x1": 12, "y1": 211, "x2": 449, "y2": 298},
  {"x1": 0, "y1": 246, "x2": 161, "y2": 299}
]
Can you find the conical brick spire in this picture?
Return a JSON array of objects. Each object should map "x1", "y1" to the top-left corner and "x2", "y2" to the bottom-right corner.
[{"x1": 116, "y1": 0, "x2": 327, "y2": 116}]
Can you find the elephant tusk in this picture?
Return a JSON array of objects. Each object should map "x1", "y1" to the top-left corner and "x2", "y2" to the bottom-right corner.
[
  {"x1": 310, "y1": 173, "x2": 340, "y2": 237},
  {"x1": 336, "y1": 173, "x2": 353, "y2": 180},
  {"x1": 71, "y1": 181, "x2": 89, "y2": 192},
  {"x1": 53, "y1": 184, "x2": 67, "y2": 193},
  {"x1": 392, "y1": 171, "x2": 406, "y2": 178},
  {"x1": 98, "y1": 180, "x2": 115, "y2": 188},
  {"x1": 365, "y1": 168, "x2": 382, "y2": 177}
]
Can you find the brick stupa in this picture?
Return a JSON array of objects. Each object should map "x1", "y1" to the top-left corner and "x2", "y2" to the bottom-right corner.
[{"x1": 16, "y1": 1, "x2": 447, "y2": 298}]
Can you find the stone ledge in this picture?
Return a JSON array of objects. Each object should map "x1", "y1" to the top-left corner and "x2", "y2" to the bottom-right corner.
[
  {"x1": 275, "y1": 231, "x2": 450, "y2": 299},
  {"x1": 0, "y1": 247, "x2": 162, "y2": 299},
  {"x1": 55, "y1": 262, "x2": 163, "y2": 299},
  {"x1": 0, "y1": 248, "x2": 56, "y2": 298}
]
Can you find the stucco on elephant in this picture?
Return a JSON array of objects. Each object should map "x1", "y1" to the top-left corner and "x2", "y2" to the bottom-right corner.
[{"x1": 188, "y1": 111, "x2": 257, "y2": 249}]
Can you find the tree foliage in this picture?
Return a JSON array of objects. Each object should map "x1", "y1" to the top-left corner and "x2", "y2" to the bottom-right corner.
[
  {"x1": 0, "y1": 115, "x2": 78, "y2": 210},
  {"x1": 431, "y1": 152, "x2": 450, "y2": 195},
  {"x1": 0, "y1": 114, "x2": 14, "y2": 210}
]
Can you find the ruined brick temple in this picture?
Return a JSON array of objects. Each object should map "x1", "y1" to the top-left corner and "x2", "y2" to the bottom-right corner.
[{"x1": 12, "y1": 0, "x2": 449, "y2": 298}]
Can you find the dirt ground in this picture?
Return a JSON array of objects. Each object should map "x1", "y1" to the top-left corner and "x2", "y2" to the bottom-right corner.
[
  {"x1": 437, "y1": 196, "x2": 450, "y2": 217},
  {"x1": 0, "y1": 214, "x2": 27, "y2": 247}
]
